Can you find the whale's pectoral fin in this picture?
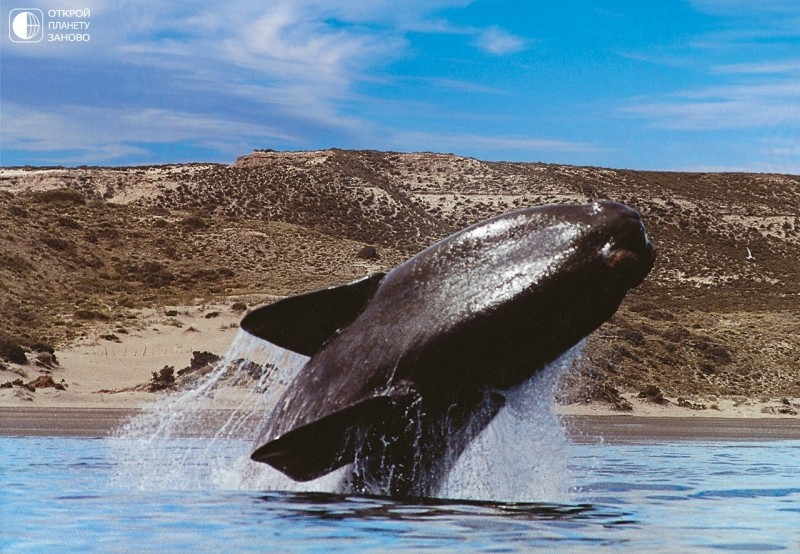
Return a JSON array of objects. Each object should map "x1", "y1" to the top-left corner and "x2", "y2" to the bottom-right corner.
[
  {"x1": 250, "y1": 391, "x2": 420, "y2": 481},
  {"x1": 251, "y1": 388, "x2": 507, "y2": 490},
  {"x1": 240, "y1": 272, "x2": 386, "y2": 356}
]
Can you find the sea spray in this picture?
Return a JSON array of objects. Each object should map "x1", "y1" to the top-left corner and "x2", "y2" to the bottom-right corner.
[
  {"x1": 111, "y1": 330, "x2": 582, "y2": 500},
  {"x1": 110, "y1": 330, "x2": 308, "y2": 491},
  {"x1": 437, "y1": 343, "x2": 582, "y2": 503}
]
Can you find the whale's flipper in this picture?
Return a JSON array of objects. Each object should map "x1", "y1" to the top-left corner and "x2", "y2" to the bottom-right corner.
[
  {"x1": 240, "y1": 272, "x2": 385, "y2": 356},
  {"x1": 251, "y1": 391, "x2": 421, "y2": 481},
  {"x1": 251, "y1": 388, "x2": 506, "y2": 495}
]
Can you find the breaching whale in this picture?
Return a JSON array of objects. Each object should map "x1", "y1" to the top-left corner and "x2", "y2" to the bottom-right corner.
[{"x1": 243, "y1": 201, "x2": 656, "y2": 497}]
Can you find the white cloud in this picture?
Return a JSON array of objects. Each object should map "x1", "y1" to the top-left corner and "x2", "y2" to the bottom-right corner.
[
  {"x1": 1, "y1": 102, "x2": 296, "y2": 163},
  {"x1": 620, "y1": 80, "x2": 800, "y2": 130},
  {"x1": 689, "y1": 0, "x2": 800, "y2": 16},
  {"x1": 225, "y1": 4, "x2": 390, "y2": 81},
  {"x1": 3, "y1": 1, "x2": 410, "y2": 162},
  {"x1": 474, "y1": 26, "x2": 528, "y2": 55},
  {"x1": 113, "y1": 3, "x2": 398, "y2": 98},
  {"x1": 391, "y1": 131, "x2": 600, "y2": 154},
  {"x1": 426, "y1": 77, "x2": 511, "y2": 96},
  {"x1": 678, "y1": 81, "x2": 800, "y2": 100},
  {"x1": 3, "y1": 1, "x2": 536, "y2": 163},
  {"x1": 615, "y1": 0, "x2": 800, "y2": 137},
  {"x1": 713, "y1": 60, "x2": 800, "y2": 74}
]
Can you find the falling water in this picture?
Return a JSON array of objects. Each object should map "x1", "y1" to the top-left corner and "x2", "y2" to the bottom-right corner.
[
  {"x1": 111, "y1": 331, "x2": 581, "y2": 502},
  {"x1": 110, "y1": 331, "x2": 309, "y2": 491},
  {"x1": 438, "y1": 345, "x2": 581, "y2": 503}
]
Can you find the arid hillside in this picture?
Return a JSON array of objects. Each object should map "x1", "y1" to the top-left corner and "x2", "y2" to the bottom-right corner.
[{"x1": 1, "y1": 149, "x2": 798, "y2": 402}]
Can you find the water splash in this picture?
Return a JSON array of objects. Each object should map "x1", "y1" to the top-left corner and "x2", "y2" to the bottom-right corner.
[
  {"x1": 111, "y1": 330, "x2": 580, "y2": 501},
  {"x1": 438, "y1": 345, "x2": 581, "y2": 503},
  {"x1": 110, "y1": 330, "x2": 308, "y2": 491}
]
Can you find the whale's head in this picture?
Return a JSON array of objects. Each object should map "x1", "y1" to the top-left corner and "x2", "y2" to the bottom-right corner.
[
  {"x1": 579, "y1": 200, "x2": 656, "y2": 290},
  {"x1": 422, "y1": 199, "x2": 658, "y2": 389},
  {"x1": 508, "y1": 200, "x2": 656, "y2": 349}
]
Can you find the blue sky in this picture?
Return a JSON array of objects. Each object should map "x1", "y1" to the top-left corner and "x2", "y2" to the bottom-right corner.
[{"x1": 2, "y1": 1, "x2": 799, "y2": 171}]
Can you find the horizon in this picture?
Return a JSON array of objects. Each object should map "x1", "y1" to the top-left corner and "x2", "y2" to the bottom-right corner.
[
  {"x1": 1, "y1": 147, "x2": 799, "y2": 175},
  {"x1": 2, "y1": 2, "x2": 799, "y2": 172}
]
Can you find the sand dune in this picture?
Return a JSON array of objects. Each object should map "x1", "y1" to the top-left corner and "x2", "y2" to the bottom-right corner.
[{"x1": 1, "y1": 149, "x2": 798, "y2": 419}]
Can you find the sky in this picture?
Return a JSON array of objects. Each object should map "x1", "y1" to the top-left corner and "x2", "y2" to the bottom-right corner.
[{"x1": 1, "y1": 1, "x2": 799, "y2": 171}]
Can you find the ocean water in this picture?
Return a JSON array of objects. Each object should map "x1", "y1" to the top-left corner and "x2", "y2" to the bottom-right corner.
[
  {"x1": 3, "y1": 336, "x2": 800, "y2": 551},
  {"x1": 3, "y1": 436, "x2": 800, "y2": 552}
]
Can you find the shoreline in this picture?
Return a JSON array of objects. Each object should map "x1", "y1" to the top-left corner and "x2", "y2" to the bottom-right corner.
[
  {"x1": 3, "y1": 406, "x2": 800, "y2": 442},
  {"x1": 2, "y1": 301, "x2": 798, "y2": 436}
]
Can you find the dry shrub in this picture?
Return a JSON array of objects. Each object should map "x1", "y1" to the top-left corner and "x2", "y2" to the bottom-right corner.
[
  {"x1": 8, "y1": 205, "x2": 29, "y2": 218},
  {"x1": 30, "y1": 188, "x2": 86, "y2": 205},
  {"x1": 0, "y1": 335, "x2": 27, "y2": 364},
  {"x1": 148, "y1": 366, "x2": 175, "y2": 391},
  {"x1": 74, "y1": 309, "x2": 111, "y2": 321},
  {"x1": 57, "y1": 216, "x2": 81, "y2": 229},
  {"x1": 0, "y1": 252, "x2": 32, "y2": 272},
  {"x1": 42, "y1": 236, "x2": 73, "y2": 251},
  {"x1": 180, "y1": 214, "x2": 208, "y2": 230}
]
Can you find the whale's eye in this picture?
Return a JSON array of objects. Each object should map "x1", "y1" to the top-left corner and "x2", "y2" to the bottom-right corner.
[{"x1": 600, "y1": 240, "x2": 637, "y2": 268}]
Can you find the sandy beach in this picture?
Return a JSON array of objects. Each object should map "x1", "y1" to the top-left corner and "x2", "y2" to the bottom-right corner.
[
  {"x1": 2, "y1": 298, "x2": 799, "y2": 441},
  {"x1": 0, "y1": 301, "x2": 244, "y2": 409},
  {"x1": 4, "y1": 406, "x2": 800, "y2": 443}
]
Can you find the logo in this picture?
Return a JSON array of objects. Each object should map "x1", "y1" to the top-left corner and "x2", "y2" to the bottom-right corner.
[{"x1": 9, "y1": 8, "x2": 43, "y2": 42}]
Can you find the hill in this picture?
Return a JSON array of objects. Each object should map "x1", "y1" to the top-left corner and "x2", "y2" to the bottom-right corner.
[{"x1": 1, "y1": 149, "x2": 798, "y2": 403}]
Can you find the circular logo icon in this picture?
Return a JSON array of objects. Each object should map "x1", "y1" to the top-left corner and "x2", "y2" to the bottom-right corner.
[{"x1": 10, "y1": 9, "x2": 43, "y2": 42}]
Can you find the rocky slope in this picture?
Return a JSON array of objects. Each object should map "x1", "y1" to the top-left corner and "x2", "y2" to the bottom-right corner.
[{"x1": 1, "y1": 149, "x2": 798, "y2": 402}]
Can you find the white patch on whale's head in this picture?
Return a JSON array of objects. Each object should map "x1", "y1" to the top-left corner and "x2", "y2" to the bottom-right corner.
[{"x1": 600, "y1": 239, "x2": 614, "y2": 258}]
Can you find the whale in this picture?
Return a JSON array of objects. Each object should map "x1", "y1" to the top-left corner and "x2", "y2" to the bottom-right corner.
[{"x1": 243, "y1": 201, "x2": 656, "y2": 497}]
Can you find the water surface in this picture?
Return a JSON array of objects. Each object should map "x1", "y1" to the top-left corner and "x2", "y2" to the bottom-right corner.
[
  {"x1": 5, "y1": 338, "x2": 799, "y2": 551},
  {"x1": 3, "y1": 436, "x2": 799, "y2": 552}
]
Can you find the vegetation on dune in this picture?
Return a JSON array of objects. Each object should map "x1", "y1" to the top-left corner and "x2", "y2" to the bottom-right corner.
[{"x1": 0, "y1": 150, "x2": 798, "y2": 400}]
